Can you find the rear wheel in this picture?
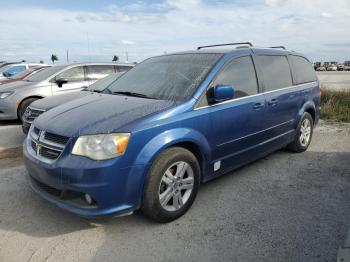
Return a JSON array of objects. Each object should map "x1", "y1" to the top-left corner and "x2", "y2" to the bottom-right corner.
[
  {"x1": 18, "y1": 98, "x2": 38, "y2": 121},
  {"x1": 288, "y1": 112, "x2": 313, "y2": 152},
  {"x1": 141, "y1": 147, "x2": 200, "y2": 223}
]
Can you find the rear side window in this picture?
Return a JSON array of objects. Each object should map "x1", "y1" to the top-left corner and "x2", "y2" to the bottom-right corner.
[
  {"x1": 256, "y1": 55, "x2": 292, "y2": 92},
  {"x1": 290, "y1": 56, "x2": 317, "y2": 84},
  {"x1": 213, "y1": 56, "x2": 258, "y2": 98},
  {"x1": 115, "y1": 65, "x2": 133, "y2": 72},
  {"x1": 86, "y1": 65, "x2": 115, "y2": 80}
]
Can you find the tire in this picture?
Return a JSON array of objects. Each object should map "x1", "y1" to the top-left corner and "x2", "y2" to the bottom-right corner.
[
  {"x1": 18, "y1": 98, "x2": 38, "y2": 121},
  {"x1": 141, "y1": 147, "x2": 200, "y2": 223},
  {"x1": 287, "y1": 112, "x2": 313, "y2": 153}
]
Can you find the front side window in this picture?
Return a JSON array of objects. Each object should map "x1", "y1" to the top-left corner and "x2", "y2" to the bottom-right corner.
[
  {"x1": 290, "y1": 55, "x2": 317, "y2": 84},
  {"x1": 106, "y1": 54, "x2": 222, "y2": 101},
  {"x1": 56, "y1": 66, "x2": 85, "y2": 82},
  {"x1": 256, "y1": 55, "x2": 292, "y2": 92},
  {"x1": 86, "y1": 65, "x2": 115, "y2": 80},
  {"x1": 212, "y1": 56, "x2": 258, "y2": 98}
]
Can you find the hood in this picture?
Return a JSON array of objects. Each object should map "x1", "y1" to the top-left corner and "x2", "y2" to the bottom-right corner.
[
  {"x1": 0, "y1": 80, "x2": 35, "y2": 92},
  {"x1": 34, "y1": 93, "x2": 175, "y2": 137},
  {"x1": 30, "y1": 91, "x2": 91, "y2": 111}
]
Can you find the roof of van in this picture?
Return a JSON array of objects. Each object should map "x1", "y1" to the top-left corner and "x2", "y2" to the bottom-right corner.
[{"x1": 169, "y1": 46, "x2": 308, "y2": 61}]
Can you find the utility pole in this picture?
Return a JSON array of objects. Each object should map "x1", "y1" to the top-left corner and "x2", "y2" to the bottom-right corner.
[
  {"x1": 125, "y1": 51, "x2": 129, "y2": 63},
  {"x1": 86, "y1": 32, "x2": 91, "y2": 62},
  {"x1": 66, "y1": 49, "x2": 69, "y2": 64}
]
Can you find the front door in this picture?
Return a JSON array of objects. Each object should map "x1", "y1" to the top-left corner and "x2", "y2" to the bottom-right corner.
[
  {"x1": 206, "y1": 55, "x2": 265, "y2": 174},
  {"x1": 51, "y1": 66, "x2": 87, "y2": 95}
]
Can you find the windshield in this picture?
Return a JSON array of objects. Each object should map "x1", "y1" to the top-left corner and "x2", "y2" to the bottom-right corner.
[
  {"x1": 25, "y1": 66, "x2": 65, "y2": 82},
  {"x1": 106, "y1": 53, "x2": 222, "y2": 101},
  {"x1": 86, "y1": 73, "x2": 123, "y2": 91}
]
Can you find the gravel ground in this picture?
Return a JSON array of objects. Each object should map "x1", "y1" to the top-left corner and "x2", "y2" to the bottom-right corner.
[
  {"x1": 317, "y1": 71, "x2": 350, "y2": 91},
  {"x1": 0, "y1": 121, "x2": 349, "y2": 262}
]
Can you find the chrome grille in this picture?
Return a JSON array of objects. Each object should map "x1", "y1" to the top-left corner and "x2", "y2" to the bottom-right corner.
[
  {"x1": 29, "y1": 126, "x2": 69, "y2": 163},
  {"x1": 23, "y1": 107, "x2": 46, "y2": 123}
]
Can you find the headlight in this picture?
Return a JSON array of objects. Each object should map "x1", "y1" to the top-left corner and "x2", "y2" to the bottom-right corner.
[
  {"x1": 72, "y1": 133, "x2": 130, "y2": 160},
  {"x1": 0, "y1": 92, "x2": 13, "y2": 99}
]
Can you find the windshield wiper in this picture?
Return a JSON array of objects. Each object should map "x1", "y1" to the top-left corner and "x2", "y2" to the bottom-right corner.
[
  {"x1": 111, "y1": 91, "x2": 154, "y2": 99},
  {"x1": 87, "y1": 89, "x2": 102, "y2": 93}
]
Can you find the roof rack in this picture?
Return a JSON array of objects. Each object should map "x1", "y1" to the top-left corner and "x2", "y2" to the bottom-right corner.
[
  {"x1": 269, "y1": 46, "x2": 286, "y2": 50},
  {"x1": 197, "y1": 42, "x2": 253, "y2": 50}
]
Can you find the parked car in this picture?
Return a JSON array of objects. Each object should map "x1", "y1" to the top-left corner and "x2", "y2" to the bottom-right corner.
[
  {"x1": 22, "y1": 72, "x2": 125, "y2": 134},
  {"x1": 24, "y1": 43, "x2": 320, "y2": 222},
  {"x1": 0, "y1": 63, "x2": 45, "y2": 80},
  {"x1": 316, "y1": 66, "x2": 326, "y2": 71},
  {"x1": 0, "y1": 66, "x2": 51, "y2": 85},
  {"x1": 326, "y1": 64, "x2": 337, "y2": 71},
  {"x1": 0, "y1": 62, "x2": 21, "y2": 69},
  {"x1": 0, "y1": 62, "x2": 133, "y2": 121}
]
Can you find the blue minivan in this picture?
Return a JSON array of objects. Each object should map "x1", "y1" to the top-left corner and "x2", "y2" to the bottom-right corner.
[{"x1": 24, "y1": 43, "x2": 320, "y2": 222}]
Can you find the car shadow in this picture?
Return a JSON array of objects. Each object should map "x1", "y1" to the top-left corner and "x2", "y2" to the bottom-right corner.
[{"x1": 0, "y1": 119, "x2": 21, "y2": 126}]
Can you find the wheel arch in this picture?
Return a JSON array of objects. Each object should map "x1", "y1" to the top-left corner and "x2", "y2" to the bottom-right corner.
[
  {"x1": 17, "y1": 96, "x2": 44, "y2": 118},
  {"x1": 297, "y1": 100, "x2": 316, "y2": 127}
]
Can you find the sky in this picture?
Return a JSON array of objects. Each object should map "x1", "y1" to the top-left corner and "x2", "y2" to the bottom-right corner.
[{"x1": 0, "y1": 0, "x2": 349, "y2": 64}]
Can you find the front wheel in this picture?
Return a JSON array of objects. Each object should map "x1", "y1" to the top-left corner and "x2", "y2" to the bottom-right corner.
[
  {"x1": 288, "y1": 112, "x2": 313, "y2": 152},
  {"x1": 141, "y1": 147, "x2": 200, "y2": 223}
]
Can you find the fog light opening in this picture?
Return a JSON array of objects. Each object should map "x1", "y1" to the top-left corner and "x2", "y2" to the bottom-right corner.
[{"x1": 85, "y1": 194, "x2": 93, "y2": 205}]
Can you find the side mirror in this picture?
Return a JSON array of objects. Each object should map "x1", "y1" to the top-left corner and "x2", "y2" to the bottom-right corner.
[
  {"x1": 56, "y1": 78, "x2": 68, "y2": 88},
  {"x1": 3, "y1": 72, "x2": 10, "y2": 77},
  {"x1": 208, "y1": 84, "x2": 234, "y2": 104}
]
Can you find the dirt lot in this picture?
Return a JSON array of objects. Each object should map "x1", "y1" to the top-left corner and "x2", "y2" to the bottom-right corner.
[{"x1": 0, "y1": 121, "x2": 349, "y2": 262}]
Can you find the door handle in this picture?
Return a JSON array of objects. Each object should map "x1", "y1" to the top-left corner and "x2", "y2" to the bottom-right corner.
[
  {"x1": 268, "y1": 99, "x2": 278, "y2": 106},
  {"x1": 253, "y1": 102, "x2": 265, "y2": 109}
]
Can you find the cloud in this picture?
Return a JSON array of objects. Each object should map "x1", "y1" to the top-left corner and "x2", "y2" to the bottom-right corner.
[
  {"x1": 121, "y1": 40, "x2": 136, "y2": 45},
  {"x1": 0, "y1": 0, "x2": 349, "y2": 63},
  {"x1": 321, "y1": 12, "x2": 333, "y2": 18}
]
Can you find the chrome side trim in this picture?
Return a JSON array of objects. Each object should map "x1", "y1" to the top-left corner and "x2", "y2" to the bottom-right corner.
[
  {"x1": 194, "y1": 81, "x2": 318, "y2": 111},
  {"x1": 216, "y1": 119, "x2": 294, "y2": 147}
]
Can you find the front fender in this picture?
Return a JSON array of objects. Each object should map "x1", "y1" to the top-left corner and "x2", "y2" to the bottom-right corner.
[{"x1": 134, "y1": 128, "x2": 212, "y2": 168}]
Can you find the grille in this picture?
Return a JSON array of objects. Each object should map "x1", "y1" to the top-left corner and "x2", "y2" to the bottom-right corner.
[
  {"x1": 44, "y1": 132, "x2": 70, "y2": 145},
  {"x1": 23, "y1": 107, "x2": 46, "y2": 123},
  {"x1": 29, "y1": 126, "x2": 70, "y2": 162}
]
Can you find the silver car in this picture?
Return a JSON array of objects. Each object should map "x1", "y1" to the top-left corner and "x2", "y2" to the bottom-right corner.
[{"x1": 0, "y1": 62, "x2": 133, "y2": 120}]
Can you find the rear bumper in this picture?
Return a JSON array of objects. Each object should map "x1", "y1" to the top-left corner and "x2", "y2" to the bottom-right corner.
[{"x1": 23, "y1": 140, "x2": 148, "y2": 218}]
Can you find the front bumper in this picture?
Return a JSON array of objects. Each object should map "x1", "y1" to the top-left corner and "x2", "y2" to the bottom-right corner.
[
  {"x1": 0, "y1": 97, "x2": 18, "y2": 120},
  {"x1": 23, "y1": 140, "x2": 148, "y2": 218},
  {"x1": 22, "y1": 121, "x2": 30, "y2": 134}
]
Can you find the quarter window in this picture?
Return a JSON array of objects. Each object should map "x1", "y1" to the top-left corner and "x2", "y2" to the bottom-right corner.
[
  {"x1": 256, "y1": 55, "x2": 292, "y2": 92},
  {"x1": 290, "y1": 55, "x2": 317, "y2": 84},
  {"x1": 56, "y1": 66, "x2": 85, "y2": 82},
  {"x1": 212, "y1": 56, "x2": 258, "y2": 98}
]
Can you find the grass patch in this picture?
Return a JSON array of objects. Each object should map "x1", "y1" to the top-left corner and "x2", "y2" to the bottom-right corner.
[{"x1": 321, "y1": 89, "x2": 350, "y2": 122}]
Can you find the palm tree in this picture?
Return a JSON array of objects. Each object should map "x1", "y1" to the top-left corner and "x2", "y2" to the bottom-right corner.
[
  {"x1": 112, "y1": 55, "x2": 119, "y2": 62},
  {"x1": 51, "y1": 54, "x2": 58, "y2": 64}
]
